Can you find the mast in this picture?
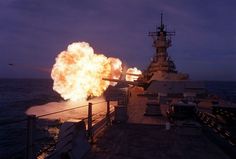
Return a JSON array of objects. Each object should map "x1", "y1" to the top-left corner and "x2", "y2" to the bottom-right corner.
[
  {"x1": 147, "y1": 13, "x2": 177, "y2": 76},
  {"x1": 148, "y1": 13, "x2": 175, "y2": 61},
  {"x1": 160, "y1": 12, "x2": 164, "y2": 31}
]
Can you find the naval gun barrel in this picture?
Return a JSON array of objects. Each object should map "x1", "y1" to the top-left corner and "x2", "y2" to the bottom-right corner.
[
  {"x1": 125, "y1": 73, "x2": 142, "y2": 77},
  {"x1": 102, "y1": 78, "x2": 139, "y2": 85},
  {"x1": 102, "y1": 78, "x2": 148, "y2": 88}
]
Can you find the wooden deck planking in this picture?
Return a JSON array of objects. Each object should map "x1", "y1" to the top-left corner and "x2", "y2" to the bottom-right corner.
[{"x1": 85, "y1": 124, "x2": 229, "y2": 159}]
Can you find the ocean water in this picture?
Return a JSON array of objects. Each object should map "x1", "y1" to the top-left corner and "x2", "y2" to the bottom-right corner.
[
  {"x1": 0, "y1": 79, "x2": 235, "y2": 158},
  {"x1": 0, "y1": 79, "x2": 62, "y2": 158},
  {"x1": 206, "y1": 81, "x2": 236, "y2": 103}
]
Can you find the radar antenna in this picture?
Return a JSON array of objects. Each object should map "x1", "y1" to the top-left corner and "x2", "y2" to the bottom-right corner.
[{"x1": 148, "y1": 13, "x2": 176, "y2": 47}]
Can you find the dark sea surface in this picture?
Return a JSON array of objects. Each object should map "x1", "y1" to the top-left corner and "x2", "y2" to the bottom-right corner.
[
  {"x1": 0, "y1": 79, "x2": 236, "y2": 158},
  {"x1": 0, "y1": 79, "x2": 62, "y2": 158},
  {"x1": 206, "y1": 81, "x2": 236, "y2": 103}
]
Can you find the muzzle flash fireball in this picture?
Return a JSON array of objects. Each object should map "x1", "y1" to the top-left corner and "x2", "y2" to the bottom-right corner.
[{"x1": 51, "y1": 42, "x2": 122, "y2": 101}]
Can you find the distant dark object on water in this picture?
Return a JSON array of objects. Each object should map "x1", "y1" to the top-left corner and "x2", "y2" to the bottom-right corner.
[{"x1": 8, "y1": 63, "x2": 14, "y2": 66}]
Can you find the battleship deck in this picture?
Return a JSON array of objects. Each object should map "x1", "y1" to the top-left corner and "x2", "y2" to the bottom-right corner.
[
  {"x1": 84, "y1": 88, "x2": 230, "y2": 159},
  {"x1": 85, "y1": 124, "x2": 229, "y2": 159},
  {"x1": 83, "y1": 15, "x2": 235, "y2": 158}
]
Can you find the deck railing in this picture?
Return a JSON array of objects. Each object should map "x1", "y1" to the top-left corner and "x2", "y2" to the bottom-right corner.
[
  {"x1": 195, "y1": 109, "x2": 236, "y2": 146},
  {"x1": 0, "y1": 99, "x2": 115, "y2": 159}
]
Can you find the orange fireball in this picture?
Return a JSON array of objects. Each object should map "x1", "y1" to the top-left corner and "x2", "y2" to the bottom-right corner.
[
  {"x1": 51, "y1": 42, "x2": 122, "y2": 101},
  {"x1": 125, "y1": 67, "x2": 142, "y2": 82}
]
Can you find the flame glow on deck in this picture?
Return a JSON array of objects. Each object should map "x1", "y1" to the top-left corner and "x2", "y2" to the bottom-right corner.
[{"x1": 51, "y1": 42, "x2": 122, "y2": 101}]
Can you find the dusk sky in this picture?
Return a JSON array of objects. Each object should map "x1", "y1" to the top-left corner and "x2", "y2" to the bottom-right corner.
[{"x1": 0, "y1": 0, "x2": 235, "y2": 80}]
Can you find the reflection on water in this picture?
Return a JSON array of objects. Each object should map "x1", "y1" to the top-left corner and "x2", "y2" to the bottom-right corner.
[
  {"x1": 26, "y1": 96, "x2": 117, "y2": 158},
  {"x1": 26, "y1": 96, "x2": 117, "y2": 121}
]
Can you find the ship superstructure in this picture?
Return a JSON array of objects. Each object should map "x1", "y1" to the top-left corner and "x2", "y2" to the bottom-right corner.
[{"x1": 143, "y1": 13, "x2": 188, "y2": 81}]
